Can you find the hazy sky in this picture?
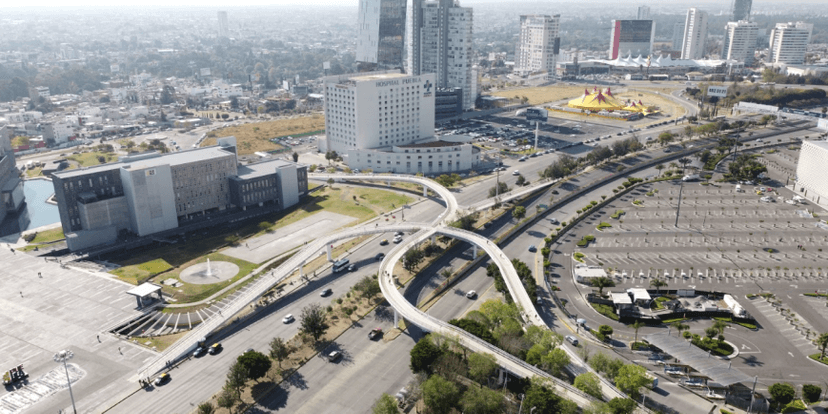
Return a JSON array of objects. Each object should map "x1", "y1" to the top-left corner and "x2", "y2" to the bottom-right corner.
[{"x1": 0, "y1": 0, "x2": 779, "y2": 7}]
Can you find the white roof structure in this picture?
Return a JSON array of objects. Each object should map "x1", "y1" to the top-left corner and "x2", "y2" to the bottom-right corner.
[
  {"x1": 580, "y1": 54, "x2": 736, "y2": 69},
  {"x1": 126, "y1": 283, "x2": 162, "y2": 298},
  {"x1": 611, "y1": 292, "x2": 632, "y2": 305},
  {"x1": 626, "y1": 288, "x2": 651, "y2": 302},
  {"x1": 573, "y1": 264, "x2": 607, "y2": 282}
]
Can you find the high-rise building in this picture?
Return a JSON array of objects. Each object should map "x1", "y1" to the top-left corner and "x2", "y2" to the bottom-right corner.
[
  {"x1": 681, "y1": 8, "x2": 708, "y2": 60},
  {"x1": 217, "y1": 11, "x2": 229, "y2": 38},
  {"x1": 731, "y1": 0, "x2": 752, "y2": 22},
  {"x1": 0, "y1": 127, "x2": 25, "y2": 235},
  {"x1": 637, "y1": 5, "x2": 650, "y2": 20},
  {"x1": 723, "y1": 21, "x2": 758, "y2": 65},
  {"x1": 406, "y1": 0, "x2": 474, "y2": 110},
  {"x1": 322, "y1": 71, "x2": 436, "y2": 155},
  {"x1": 768, "y1": 22, "x2": 813, "y2": 64},
  {"x1": 609, "y1": 20, "x2": 655, "y2": 60},
  {"x1": 356, "y1": 0, "x2": 407, "y2": 69},
  {"x1": 515, "y1": 15, "x2": 561, "y2": 77},
  {"x1": 672, "y1": 22, "x2": 685, "y2": 50}
]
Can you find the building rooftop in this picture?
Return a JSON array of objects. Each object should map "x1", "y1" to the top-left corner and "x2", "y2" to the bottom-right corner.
[
  {"x1": 398, "y1": 140, "x2": 466, "y2": 149},
  {"x1": 235, "y1": 159, "x2": 294, "y2": 180},
  {"x1": 805, "y1": 140, "x2": 828, "y2": 151},
  {"x1": 349, "y1": 73, "x2": 408, "y2": 82},
  {"x1": 53, "y1": 146, "x2": 235, "y2": 179}
]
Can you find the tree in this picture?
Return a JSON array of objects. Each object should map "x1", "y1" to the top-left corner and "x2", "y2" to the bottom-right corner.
[
  {"x1": 523, "y1": 379, "x2": 565, "y2": 413},
  {"x1": 488, "y1": 181, "x2": 510, "y2": 198},
  {"x1": 655, "y1": 164, "x2": 665, "y2": 177},
  {"x1": 541, "y1": 348, "x2": 571, "y2": 378},
  {"x1": 269, "y1": 337, "x2": 293, "y2": 368},
  {"x1": 237, "y1": 350, "x2": 272, "y2": 382},
  {"x1": 327, "y1": 178, "x2": 335, "y2": 188},
  {"x1": 705, "y1": 327, "x2": 719, "y2": 339},
  {"x1": 614, "y1": 364, "x2": 651, "y2": 399},
  {"x1": 649, "y1": 278, "x2": 667, "y2": 293},
  {"x1": 575, "y1": 372, "x2": 603, "y2": 399},
  {"x1": 599, "y1": 325, "x2": 614, "y2": 339},
  {"x1": 402, "y1": 247, "x2": 425, "y2": 271},
  {"x1": 658, "y1": 132, "x2": 674, "y2": 146},
  {"x1": 607, "y1": 398, "x2": 637, "y2": 414},
  {"x1": 300, "y1": 303, "x2": 328, "y2": 342},
  {"x1": 672, "y1": 322, "x2": 688, "y2": 338},
  {"x1": 677, "y1": 157, "x2": 692, "y2": 173},
  {"x1": 512, "y1": 206, "x2": 526, "y2": 220},
  {"x1": 410, "y1": 335, "x2": 442, "y2": 373},
  {"x1": 460, "y1": 386, "x2": 505, "y2": 414},
  {"x1": 226, "y1": 361, "x2": 248, "y2": 400},
  {"x1": 258, "y1": 221, "x2": 272, "y2": 232},
  {"x1": 591, "y1": 276, "x2": 615, "y2": 297},
  {"x1": 230, "y1": 96, "x2": 239, "y2": 109},
  {"x1": 449, "y1": 319, "x2": 496, "y2": 344},
  {"x1": 354, "y1": 275, "x2": 381, "y2": 299},
  {"x1": 712, "y1": 320, "x2": 728, "y2": 336},
  {"x1": 325, "y1": 150, "x2": 339, "y2": 166},
  {"x1": 769, "y1": 382, "x2": 796, "y2": 406},
  {"x1": 197, "y1": 402, "x2": 216, "y2": 414},
  {"x1": 292, "y1": 151, "x2": 299, "y2": 162},
  {"x1": 632, "y1": 320, "x2": 643, "y2": 345},
  {"x1": 467, "y1": 352, "x2": 498, "y2": 386},
  {"x1": 216, "y1": 385, "x2": 238, "y2": 412},
  {"x1": 422, "y1": 374, "x2": 459, "y2": 414},
  {"x1": 372, "y1": 393, "x2": 400, "y2": 414},
  {"x1": 817, "y1": 332, "x2": 828, "y2": 359},
  {"x1": 515, "y1": 174, "x2": 527, "y2": 186},
  {"x1": 452, "y1": 213, "x2": 479, "y2": 230}
]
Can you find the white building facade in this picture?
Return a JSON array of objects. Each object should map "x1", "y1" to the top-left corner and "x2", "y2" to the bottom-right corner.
[
  {"x1": 769, "y1": 22, "x2": 813, "y2": 65},
  {"x1": 323, "y1": 71, "x2": 436, "y2": 156},
  {"x1": 515, "y1": 15, "x2": 560, "y2": 77},
  {"x1": 795, "y1": 140, "x2": 828, "y2": 205},
  {"x1": 723, "y1": 21, "x2": 759, "y2": 65},
  {"x1": 346, "y1": 140, "x2": 479, "y2": 175},
  {"x1": 407, "y1": 0, "x2": 474, "y2": 110},
  {"x1": 681, "y1": 8, "x2": 709, "y2": 60}
]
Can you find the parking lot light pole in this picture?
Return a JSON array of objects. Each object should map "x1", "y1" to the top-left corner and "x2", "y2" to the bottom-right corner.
[
  {"x1": 54, "y1": 350, "x2": 77, "y2": 414},
  {"x1": 675, "y1": 180, "x2": 685, "y2": 228}
]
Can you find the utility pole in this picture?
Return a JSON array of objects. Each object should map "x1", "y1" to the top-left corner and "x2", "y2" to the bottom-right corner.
[
  {"x1": 675, "y1": 180, "x2": 685, "y2": 227},
  {"x1": 54, "y1": 350, "x2": 77, "y2": 414}
]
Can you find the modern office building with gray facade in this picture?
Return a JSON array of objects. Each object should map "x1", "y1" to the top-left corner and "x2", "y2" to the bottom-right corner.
[
  {"x1": 52, "y1": 137, "x2": 308, "y2": 251},
  {"x1": 0, "y1": 128, "x2": 26, "y2": 235},
  {"x1": 356, "y1": 0, "x2": 407, "y2": 70},
  {"x1": 731, "y1": 0, "x2": 752, "y2": 22}
]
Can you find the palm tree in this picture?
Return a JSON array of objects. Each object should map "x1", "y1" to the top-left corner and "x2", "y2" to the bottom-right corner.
[
  {"x1": 591, "y1": 276, "x2": 615, "y2": 297},
  {"x1": 650, "y1": 277, "x2": 667, "y2": 294},
  {"x1": 672, "y1": 321, "x2": 689, "y2": 338},
  {"x1": 655, "y1": 164, "x2": 665, "y2": 177},
  {"x1": 818, "y1": 333, "x2": 828, "y2": 359},
  {"x1": 668, "y1": 162, "x2": 678, "y2": 173},
  {"x1": 678, "y1": 157, "x2": 692, "y2": 174},
  {"x1": 632, "y1": 320, "x2": 643, "y2": 344},
  {"x1": 712, "y1": 320, "x2": 728, "y2": 336}
]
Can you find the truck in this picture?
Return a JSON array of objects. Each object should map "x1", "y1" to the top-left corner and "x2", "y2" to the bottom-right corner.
[{"x1": 3, "y1": 364, "x2": 28, "y2": 386}]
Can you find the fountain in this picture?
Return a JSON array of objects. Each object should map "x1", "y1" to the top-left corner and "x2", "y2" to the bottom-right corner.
[{"x1": 179, "y1": 258, "x2": 238, "y2": 285}]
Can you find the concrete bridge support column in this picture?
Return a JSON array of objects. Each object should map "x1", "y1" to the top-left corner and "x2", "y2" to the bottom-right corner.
[
  {"x1": 327, "y1": 244, "x2": 333, "y2": 261},
  {"x1": 431, "y1": 234, "x2": 437, "y2": 245},
  {"x1": 473, "y1": 245, "x2": 478, "y2": 259},
  {"x1": 394, "y1": 309, "x2": 399, "y2": 328},
  {"x1": 423, "y1": 186, "x2": 428, "y2": 197},
  {"x1": 299, "y1": 262, "x2": 304, "y2": 277}
]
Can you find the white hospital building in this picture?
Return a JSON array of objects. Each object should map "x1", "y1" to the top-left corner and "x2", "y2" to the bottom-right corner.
[
  {"x1": 322, "y1": 70, "x2": 480, "y2": 175},
  {"x1": 795, "y1": 140, "x2": 828, "y2": 205}
]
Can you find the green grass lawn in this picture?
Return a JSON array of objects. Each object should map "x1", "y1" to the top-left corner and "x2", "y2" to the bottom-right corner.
[
  {"x1": 714, "y1": 316, "x2": 757, "y2": 330},
  {"x1": 591, "y1": 303, "x2": 619, "y2": 321},
  {"x1": 27, "y1": 228, "x2": 65, "y2": 244},
  {"x1": 110, "y1": 258, "x2": 174, "y2": 285},
  {"x1": 66, "y1": 151, "x2": 118, "y2": 168},
  {"x1": 653, "y1": 296, "x2": 671, "y2": 310},
  {"x1": 610, "y1": 210, "x2": 625, "y2": 219},
  {"x1": 692, "y1": 337, "x2": 734, "y2": 356}
]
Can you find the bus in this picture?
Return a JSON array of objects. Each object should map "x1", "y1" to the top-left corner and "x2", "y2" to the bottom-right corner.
[{"x1": 332, "y1": 258, "x2": 350, "y2": 273}]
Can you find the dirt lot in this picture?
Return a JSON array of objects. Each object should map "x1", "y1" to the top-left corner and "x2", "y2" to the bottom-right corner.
[
  {"x1": 203, "y1": 114, "x2": 325, "y2": 155},
  {"x1": 489, "y1": 85, "x2": 587, "y2": 106}
]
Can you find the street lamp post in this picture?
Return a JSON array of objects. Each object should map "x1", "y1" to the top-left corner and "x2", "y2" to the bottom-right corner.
[{"x1": 53, "y1": 350, "x2": 77, "y2": 414}]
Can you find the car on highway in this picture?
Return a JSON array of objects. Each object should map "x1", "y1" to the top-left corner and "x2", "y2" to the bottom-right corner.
[
  {"x1": 528, "y1": 245, "x2": 537, "y2": 252},
  {"x1": 519, "y1": 156, "x2": 527, "y2": 162},
  {"x1": 375, "y1": 252, "x2": 385, "y2": 261},
  {"x1": 347, "y1": 263, "x2": 358, "y2": 271},
  {"x1": 379, "y1": 239, "x2": 389, "y2": 246},
  {"x1": 320, "y1": 288, "x2": 333, "y2": 297},
  {"x1": 465, "y1": 290, "x2": 477, "y2": 299},
  {"x1": 565, "y1": 335, "x2": 579, "y2": 346},
  {"x1": 327, "y1": 351, "x2": 342, "y2": 362},
  {"x1": 209, "y1": 343, "x2": 222, "y2": 355},
  {"x1": 512, "y1": 170, "x2": 520, "y2": 176},
  {"x1": 154, "y1": 373, "x2": 170, "y2": 386},
  {"x1": 393, "y1": 235, "x2": 403, "y2": 243},
  {"x1": 550, "y1": 218, "x2": 559, "y2": 224},
  {"x1": 193, "y1": 346, "x2": 207, "y2": 357},
  {"x1": 368, "y1": 328, "x2": 383, "y2": 340},
  {"x1": 282, "y1": 314, "x2": 295, "y2": 324}
]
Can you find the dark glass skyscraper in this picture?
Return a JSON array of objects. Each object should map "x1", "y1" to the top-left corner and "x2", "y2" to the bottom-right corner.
[
  {"x1": 356, "y1": 0, "x2": 407, "y2": 69},
  {"x1": 731, "y1": 0, "x2": 752, "y2": 21}
]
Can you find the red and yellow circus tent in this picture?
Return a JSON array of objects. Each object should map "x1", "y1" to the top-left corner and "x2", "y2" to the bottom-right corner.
[{"x1": 567, "y1": 87, "x2": 626, "y2": 112}]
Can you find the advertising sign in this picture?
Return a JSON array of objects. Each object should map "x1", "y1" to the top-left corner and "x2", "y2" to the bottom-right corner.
[{"x1": 707, "y1": 85, "x2": 729, "y2": 98}]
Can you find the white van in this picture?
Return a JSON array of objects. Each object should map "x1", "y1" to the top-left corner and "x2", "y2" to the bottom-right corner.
[{"x1": 735, "y1": 184, "x2": 743, "y2": 192}]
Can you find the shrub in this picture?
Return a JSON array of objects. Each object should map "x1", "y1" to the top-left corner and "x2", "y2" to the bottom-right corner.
[
  {"x1": 683, "y1": 331, "x2": 691, "y2": 339},
  {"x1": 781, "y1": 400, "x2": 807, "y2": 413},
  {"x1": 769, "y1": 383, "x2": 796, "y2": 406},
  {"x1": 803, "y1": 384, "x2": 822, "y2": 403}
]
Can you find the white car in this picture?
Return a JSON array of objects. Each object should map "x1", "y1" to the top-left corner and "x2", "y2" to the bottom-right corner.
[
  {"x1": 282, "y1": 314, "x2": 295, "y2": 324},
  {"x1": 512, "y1": 170, "x2": 520, "y2": 176}
]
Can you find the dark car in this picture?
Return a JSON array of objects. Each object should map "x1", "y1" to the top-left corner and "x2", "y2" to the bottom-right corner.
[
  {"x1": 320, "y1": 288, "x2": 333, "y2": 297},
  {"x1": 193, "y1": 346, "x2": 207, "y2": 357},
  {"x1": 375, "y1": 252, "x2": 385, "y2": 261},
  {"x1": 368, "y1": 328, "x2": 383, "y2": 340},
  {"x1": 347, "y1": 264, "x2": 357, "y2": 272}
]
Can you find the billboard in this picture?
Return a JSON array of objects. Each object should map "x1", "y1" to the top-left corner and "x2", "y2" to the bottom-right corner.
[
  {"x1": 707, "y1": 85, "x2": 729, "y2": 98},
  {"x1": 200, "y1": 68, "x2": 211, "y2": 77},
  {"x1": 525, "y1": 107, "x2": 548, "y2": 122}
]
